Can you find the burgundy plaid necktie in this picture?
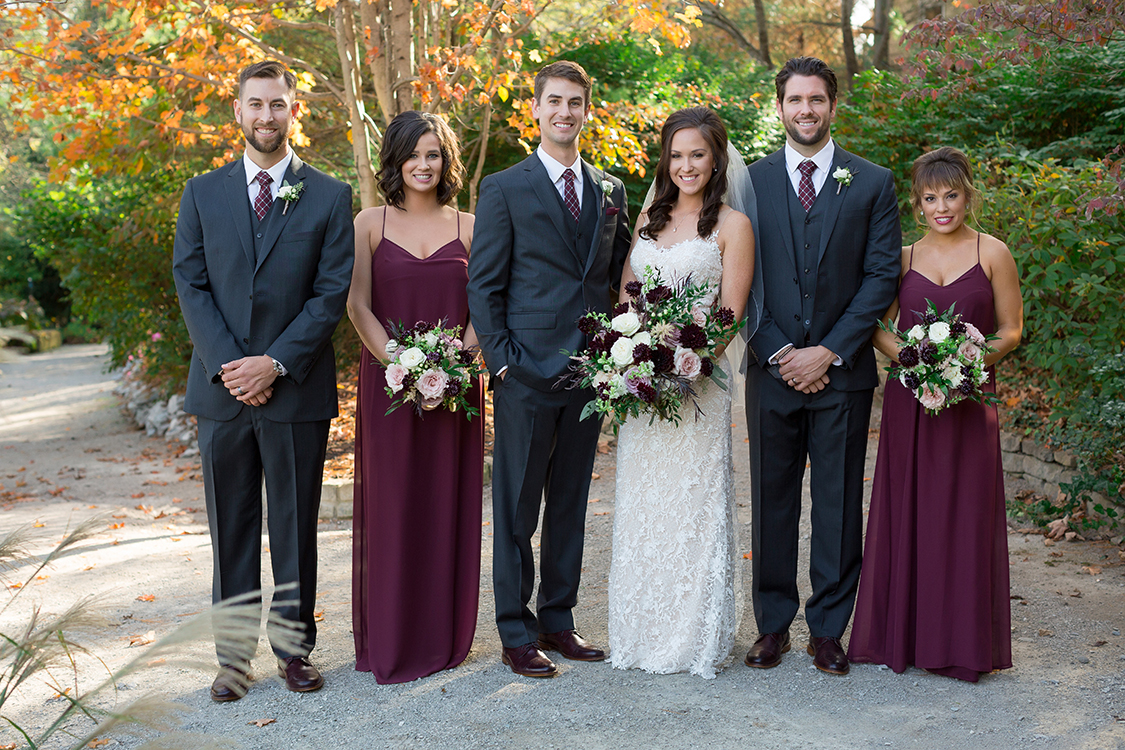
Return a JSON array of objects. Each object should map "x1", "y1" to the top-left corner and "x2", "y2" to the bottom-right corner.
[
  {"x1": 253, "y1": 170, "x2": 274, "y2": 220},
  {"x1": 562, "y1": 168, "x2": 581, "y2": 223},
  {"x1": 797, "y1": 160, "x2": 817, "y2": 212}
]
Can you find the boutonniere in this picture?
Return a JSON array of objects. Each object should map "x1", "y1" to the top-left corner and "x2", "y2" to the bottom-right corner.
[
  {"x1": 832, "y1": 167, "x2": 855, "y2": 195},
  {"x1": 278, "y1": 180, "x2": 305, "y2": 214},
  {"x1": 600, "y1": 178, "x2": 615, "y2": 199}
]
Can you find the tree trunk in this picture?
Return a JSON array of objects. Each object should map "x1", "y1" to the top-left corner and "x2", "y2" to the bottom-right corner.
[
  {"x1": 753, "y1": 0, "x2": 772, "y2": 68},
  {"x1": 361, "y1": 0, "x2": 395, "y2": 125},
  {"x1": 335, "y1": 2, "x2": 378, "y2": 207},
  {"x1": 871, "y1": 0, "x2": 892, "y2": 69},
  {"x1": 468, "y1": 100, "x2": 491, "y2": 212},
  {"x1": 389, "y1": 0, "x2": 414, "y2": 113},
  {"x1": 840, "y1": 0, "x2": 859, "y2": 87},
  {"x1": 691, "y1": 1, "x2": 770, "y2": 67}
]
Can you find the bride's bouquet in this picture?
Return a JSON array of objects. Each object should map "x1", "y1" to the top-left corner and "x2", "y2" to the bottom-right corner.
[
  {"x1": 562, "y1": 266, "x2": 744, "y2": 424},
  {"x1": 381, "y1": 320, "x2": 484, "y2": 419},
  {"x1": 881, "y1": 299, "x2": 1000, "y2": 416}
]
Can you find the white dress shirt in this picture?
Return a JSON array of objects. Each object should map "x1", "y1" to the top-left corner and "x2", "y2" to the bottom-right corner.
[
  {"x1": 537, "y1": 145, "x2": 585, "y2": 211},
  {"x1": 243, "y1": 150, "x2": 293, "y2": 205},
  {"x1": 783, "y1": 139, "x2": 835, "y2": 198}
]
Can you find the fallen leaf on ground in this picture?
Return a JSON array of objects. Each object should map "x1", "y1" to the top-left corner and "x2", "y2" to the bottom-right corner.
[
  {"x1": 593, "y1": 511, "x2": 609, "y2": 516},
  {"x1": 743, "y1": 552, "x2": 753, "y2": 559},
  {"x1": 588, "y1": 498, "x2": 601, "y2": 503},
  {"x1": 87, "y1": 738, "x2": 110, "y2": 748},
  {"x1": 131, "y1": 492, "x2": 145, "y2": 499},
  {"x1": 83, "y1": 565, "x2": 96, "y2": 571},
  {"x1": 2, "y1": 742, "x2": 17, "y2": 749},
  {"x1": 1069, "y1": 589, "x2": 1083, "y2": 598},
  {"x1": 48, "y1": 487, "x2": 67, "y2": 496},
  {"x1": 32, "y1": 521, "x2": 44, "y2": 528},
  {"x1": 108, "y1": 522, "x2": 124, "y2": 529},
  {"x1": 249, "y1": 718, "x2": 276, "y2": 728},
  {"x1": 1082, "y1": 566, "x2": 1102, "y2": 576},
  {"x1": 1038, "y1": 629, "x2": 1054, "y2": 637},
  {"x1": 136, "y1": 594, "x2": 155, "y2": 602},
  {"x1": 1090, "y1": 640, "x2": 1108, "y2": 647},
  {"x1": 314, "y1": 610, "x2": 324, "y2": 622},
  {"x1": 130, "y1": 631, "x2": 156, "y2": 646},
  {"x1": 591, "y1": 472, "x2": 601, "y2": 480}
]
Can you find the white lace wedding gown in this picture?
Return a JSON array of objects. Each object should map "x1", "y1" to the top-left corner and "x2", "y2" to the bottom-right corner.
[{"x1": 608, "y1": 234, "x2": 737, "y2": 679}]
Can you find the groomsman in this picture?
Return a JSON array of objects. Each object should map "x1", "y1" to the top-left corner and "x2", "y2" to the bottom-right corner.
[
  {"x1": 468, "y1": 61, "x2": 632, "y2": 677},
  {"x1": 743, "y1": 57, "x2": 900, "y2": 675},
  {"x1": 173, "y1": 61, "x2": 354, "y2": 700}
]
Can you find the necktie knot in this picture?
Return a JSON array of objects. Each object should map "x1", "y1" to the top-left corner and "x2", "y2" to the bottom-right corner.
[
  {"x1": 563, "y1": 168, "x2": 576, "y2": 184},
  {"x1": 798, "y1": 160, "x2": 817, "y2": 177},
  {"x1": 253, "y1": 170, "x2": 274, "y2": 220}
]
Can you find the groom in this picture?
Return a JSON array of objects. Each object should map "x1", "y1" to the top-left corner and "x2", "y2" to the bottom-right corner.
[
  {"x1": 467, "y1": 60, "x2": 631, "y2": 677},
  {"x1": 743, "y1": 57, "x2": 900, "y2": 675},
  {"x1": 173, "y1": 61, "x2": 354, "y2": 700}
]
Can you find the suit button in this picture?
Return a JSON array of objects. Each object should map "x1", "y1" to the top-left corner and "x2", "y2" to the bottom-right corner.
[
  {"x1": 804, "y1": 243, "x2": 810, "y2": 249},
  {"x1": 243, "y1": 338, "x2": 249, "y2": 344},
  {"x1": 793, "y1": 277, "x2": 798, "y2": 284},
  {"x1": 249, "y1": 294, "x2": 253, "y2": 300},
  {"x1": 793, "y1": 314, "x2": 800, "y2": 321},
  {"x1": 256, "y1": 233, "x2": 262, "y2": 238},
  {"x1": 805, "y1": 320, "x2": 811, "y2": 326},
  {"x1": 804, "y1": 218, "x2": 811, "y2": 225},
  {"x1": 804, "y1": 268, "x2": 811, "y2": 274},
  {"x1": 804, "y1": 293, "x2": 810, "y2": 299}
]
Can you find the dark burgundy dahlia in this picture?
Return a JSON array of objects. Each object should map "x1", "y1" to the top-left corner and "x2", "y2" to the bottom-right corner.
[
  {"x1": 632, "y1": 343, "x2": 653, "y2": 363},
  {"x1": 645, "y1": 284, "x2": 673, "y2": 304},
  {"x1": 678, "y1": 323, "x2": 707, "y2": 350},
  {"x1": 715, "y1": 307, "x2": 735, "y2": 327},
  {"x1": 919, "y1": 342, "x2": 939, "y2": 365},
  {"x1": 898, "y1": 345, "x2": 920, "y2": 368},
  {"x1": 700, "y1": 358, "x2": 714, "y2": 377},
  {"x1": 612, "y1": 302, "x2": 630, "y2": 316},
  {"x1": 636, "y1": 382, "x2": 658, "y2": 403},
  {"x1": 624, "y1": 280, "x2": 643, "y2": 298},
  {"x1": 903, "y1": 371, "x2": 921, "y2": 390},
  {"x1": 578, "y1": 314, "x2": 600, "y2": 335},
  {"x1": 950, "y1": 320, "x2": 967, "y2": 337},
  {"x1": 652, "y1": 345, "x2": 675, "y2": 373}
]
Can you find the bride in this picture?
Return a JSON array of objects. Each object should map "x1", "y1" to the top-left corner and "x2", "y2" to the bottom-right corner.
[{"x1": 609, "y1": 107, "x2": 756, "y2": 678}]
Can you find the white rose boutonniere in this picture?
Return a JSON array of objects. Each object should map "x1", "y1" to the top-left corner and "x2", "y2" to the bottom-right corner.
[
  {"x1": 278, "y1": 180, "x2": 305, "y2": 214},
  {"x1": 600, "y1": 179, "x2": 614, "y2": 199},
  {"x1": 832, "y1": 166, "x2": 855, "y2": 195}
]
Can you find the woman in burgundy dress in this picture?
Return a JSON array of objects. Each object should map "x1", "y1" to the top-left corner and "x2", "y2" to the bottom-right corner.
[
  {"x1": 849, "y1": 147, "x2": 1023, "y2": 682},
  {"x1": 346, "y1": 111, "x2": 483, "y2": 683}
]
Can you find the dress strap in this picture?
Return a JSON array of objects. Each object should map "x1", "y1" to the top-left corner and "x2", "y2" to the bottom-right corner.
[
  {"x1": 381, "y1": 204, "x2": 388, "y2": 241},
  {"x1": 976, "y1": 232, "x2": 981, "y2": 262},
  {"x1": 456, "y1": 210, "x2": 461, "y2": 240},
  {"x1": 909, "y1": 243, "x2": 915, "y2": 269}
]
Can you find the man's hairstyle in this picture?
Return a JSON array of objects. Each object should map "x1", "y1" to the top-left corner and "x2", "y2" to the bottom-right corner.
[
  {"x1": 774, "y1": 57, "x2": 838, "y2": 102},
  {"x1": 910, "y1": 146, "x2": 982, "y2": 222},
  {"x1": 533, "y1": 61, "x2": 591, "y2": 106},
  {"x1": 377, "y1": 111, "x2": 465, "y2": 208},
  {"x1": 238, "y1": 60, "x2": 298, "y2": 97}
]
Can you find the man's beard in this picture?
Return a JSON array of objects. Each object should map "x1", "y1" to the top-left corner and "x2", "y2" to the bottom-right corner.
[
  {"x1": 784, "y1": 117, "x2": 830, "y2": 148},
  {"x1": 242, "y1": 120, "x2": 289, "y2": 154}
]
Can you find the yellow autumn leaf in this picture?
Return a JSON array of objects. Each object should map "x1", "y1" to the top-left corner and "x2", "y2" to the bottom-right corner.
[{"x1": 497, "y1": 85, "x2": 509, "y2": 102}]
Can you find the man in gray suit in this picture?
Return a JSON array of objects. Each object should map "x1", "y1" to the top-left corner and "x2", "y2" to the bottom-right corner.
[
  {"x1": 742, "y1": 57, "x2": 900, "y2": 676},
  {"x1": 172, "y1": 60, "x2": 354, "y2": 701},
  {"x1": 467, "y1": 61, "x2": 632, "y2": 677}
]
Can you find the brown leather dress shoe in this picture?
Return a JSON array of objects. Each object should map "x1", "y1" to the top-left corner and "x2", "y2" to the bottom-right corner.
[
  {"x1": 744, "y1": 631, "x2": 790, "y2": 669},
  {"x1": 277, "y1": 656, "x2": 325, "y2": 692},
  {"x1": 537, "y1": 629, "x2": 606, "y2": 662},
  {"x1": 807, "y1": 636, "x2": 849, "y2": 675},
  {"x1": 210, "y1": 664, "x2": 251, "y2": 702},
  {"x1": 501, "y1": 643, "x2": 558, "y2": 677}
]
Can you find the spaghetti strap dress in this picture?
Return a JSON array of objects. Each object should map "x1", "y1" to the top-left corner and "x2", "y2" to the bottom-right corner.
[
  {"x1": 849, "y1": 235, "x2": 1012, "y2": 682},
  {"x1": 352, "y1": 209, "x2": 484, "y2": 684}
]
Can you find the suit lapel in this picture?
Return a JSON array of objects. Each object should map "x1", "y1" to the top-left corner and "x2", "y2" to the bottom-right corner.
[
  {"x1": 255, "y1": 153, "x2": 306, "y2": 273},
  {"x1": 766, "y1": 151, "x2": 797, "y2": 270},
  {"x1": 224, "y1": 160, "x2": 255, "y2": 269},
  {"x1": 581, "y1": 162, "x2": 608, "y2": 277},
  {"x1": 816, "y1": 147, "x2": 852, "y2": 267},
  {"x1": 523, "y1": 156, "x2": 576, "y2": 257}
]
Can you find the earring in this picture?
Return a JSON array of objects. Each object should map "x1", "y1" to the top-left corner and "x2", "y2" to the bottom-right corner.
[{"x1": 713, "y1": 167, "x2": 718, "y2": 174}]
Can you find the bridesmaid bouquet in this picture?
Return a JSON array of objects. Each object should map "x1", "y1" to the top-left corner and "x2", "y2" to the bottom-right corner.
[
  {"x1": 382, "y1": 320, "x2": 485, "y2": 419},
  {"x1": 562, "y1": 266, "x2": 744, "y2": 424},
  {"x1": 881, "y1": 299, "x2": 1001, "y2": 416}
]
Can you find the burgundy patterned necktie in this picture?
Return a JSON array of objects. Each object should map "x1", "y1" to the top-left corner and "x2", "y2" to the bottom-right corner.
[
  {"x1": 253, "y1": 170, "x2": 274, "y2": 220},
  {"x1": 562, "y1": 168, "x2": 581, "y2": 223},
  {"x1": 797, "y1": 160, "x2": 817, "y2": 212}
]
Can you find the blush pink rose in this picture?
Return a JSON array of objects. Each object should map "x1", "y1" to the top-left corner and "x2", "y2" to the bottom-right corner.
[
  {"x1": 958, "y1": 340, "x2": 982, "y2": 362},
  {"x1": 690, "y1": 306, "x2": 708, "y2": 327},
  {"x1": 963, "y1": 322, "x2": 986, "y2": 346},
  {"x1": 918, "y1": 384, "x2": 946, "y2": 411},
  {"x1": 416, "y1": 369, "x2": 449, "y2": 400},
  {"x1": 385, "y1": 363, "x2": 409, "y2": 393},
  {"x1": 674, "y1": 346, "x2": 703, "y2": 380}
]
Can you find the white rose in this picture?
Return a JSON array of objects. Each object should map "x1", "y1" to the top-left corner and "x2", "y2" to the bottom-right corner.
[
  {"x1": 633, "y1": 330, "x2": 652, "y2": 347},
  {"x1": 941, "y1": 363, "x2": 964, "y2": 388},
  {"x1": 611, "y1": 311, "x2": 641, "y2": 337},
  {"x1": 399, "y1": 346, "x2": 426, "y2": 369},
  {"x1": 384, "y1": 339, "x2": 398, "y2": 356},
  {"x1": 929, "y1": 321, "x2": 951, "y2": 343},
  {"x1": 423, "y1": 331, "x2": 440, "y2": 348},
  {"x1": 592, "y1": 370, "x2": 613, "y2": 387},
  {"x1": 610, "y1": 336, "x2": 636, "y2": 368},
  {"x1": 976, "y1": 368, "x2": 989, "y2": 385},
  {"x1": 907, "y1": 325, "x2": 926, "y2": 342}
]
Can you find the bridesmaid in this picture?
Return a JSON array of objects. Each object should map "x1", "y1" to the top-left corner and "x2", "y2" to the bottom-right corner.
[
  {"x1": 849, "y1": 147, "x2": 1023, "y2": 682},
  {"x1": 347, "y1": 111, "x2": 483, "y2": 683}
]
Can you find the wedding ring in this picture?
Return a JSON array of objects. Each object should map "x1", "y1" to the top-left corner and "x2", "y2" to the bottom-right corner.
[{"x1": 236, "y1": 386, "x2": 243, "y2": 394}]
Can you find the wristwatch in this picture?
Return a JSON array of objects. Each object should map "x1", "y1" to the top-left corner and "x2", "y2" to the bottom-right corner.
[{"x1": 270, "y1": 358, "x2": 285, "y2": 376}]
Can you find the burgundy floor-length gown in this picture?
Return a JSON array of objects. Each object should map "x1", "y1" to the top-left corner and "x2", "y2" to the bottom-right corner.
[
  {"x1": 849, "y1": 238, "x2": 1012, "y2": 683},
  {"x1": 352, "y1": 212, "x2": 483, "y2": 684}
]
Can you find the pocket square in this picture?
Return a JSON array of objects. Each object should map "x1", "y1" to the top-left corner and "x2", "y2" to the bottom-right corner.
[{"x1": 605, "y1": 206, "x2": 620, "y2": 216}]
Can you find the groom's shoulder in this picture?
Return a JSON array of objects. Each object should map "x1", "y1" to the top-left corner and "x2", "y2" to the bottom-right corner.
[
  {"x1": 483, "y1": 154, "x2": 537, "y2": 186},
  {"x1": 747, "y1": 148, "x2": 784, "y2": 178},
  {"x1": 188, "y1": 159, "x2": 238, "y2": 187},
  {"x1": 837, "y1": 148, "x2": 892, "y2": 179}
]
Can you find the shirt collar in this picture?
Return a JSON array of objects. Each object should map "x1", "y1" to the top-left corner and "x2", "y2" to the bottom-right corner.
[
  {"x1": 537, "y1": 145, "x2": 584, "y2": 185},
  {"x1": 243, "y1": 150, "x2": 294, "y2": 187},
  {"x1": 784, "y1": 139, "x2": 835, "y2": 176}
]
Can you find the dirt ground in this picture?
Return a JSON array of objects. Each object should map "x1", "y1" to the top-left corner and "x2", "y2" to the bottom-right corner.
[{"x1": 1, "y1": 344, "x2": 1123, "y2": 750}]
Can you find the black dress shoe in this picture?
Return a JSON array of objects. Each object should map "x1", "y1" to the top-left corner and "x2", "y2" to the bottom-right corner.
[
  {"x1": 537, "y1": 630, "x2": 606, "y2": 662},
  {"x1": 807, "y1": 636, "x2": 849, "y2": 675},
  {"x1": 501, "y1": 643, "x2": 558, "y2": 677},
  {"x1": 277, "y1": 656, "x2": 324, "y2": 692},
  {"x1": 744, "y1": 631, "x2": 790, "y2": 669},
  {"x1": 210, "y1": 664, "x2": 251, "y2": 702}
]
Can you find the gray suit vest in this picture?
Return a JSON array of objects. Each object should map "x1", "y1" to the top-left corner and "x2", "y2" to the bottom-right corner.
[{"x1": 787, "y1": 184, "x2": 827, "y2": 346}]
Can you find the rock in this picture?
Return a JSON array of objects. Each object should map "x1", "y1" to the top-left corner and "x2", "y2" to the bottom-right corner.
[
  {"x1": 1000, "y1": 431, "x2": 1021, "y2": 453},
  {"x1": 1077, "y1": 655, "x2": 1090, "y2": 664}
]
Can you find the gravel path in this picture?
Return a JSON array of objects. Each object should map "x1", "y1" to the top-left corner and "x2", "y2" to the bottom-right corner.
[{"x1": 1, "y1": 345, "x2": 1122, "y2": 749}]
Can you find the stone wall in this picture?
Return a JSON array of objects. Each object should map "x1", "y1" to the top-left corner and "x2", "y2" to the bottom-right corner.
[{"x1": 1000, "y1": 430, "x2": 1077, "y2": 496}]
